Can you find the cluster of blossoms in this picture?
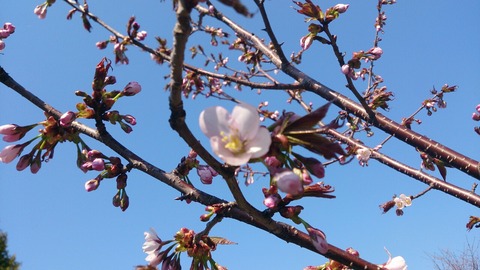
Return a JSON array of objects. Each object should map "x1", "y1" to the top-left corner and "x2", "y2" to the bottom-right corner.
[
  {"x1": 95, "y1": 17, "x2": 147, "y2": 64},
  {"x1": 393, "y1": 194, "x2": 412, "y2": 215},
  {"x1": 380, "y1": 194, "x2": 413, "y2": 217},
  {"x1": 0, "y1": 22, "x2": 15, "y2": 51},
  {"x1": 139, "y1": 227, "x2": 227, "y2": 270},
  {"x1": 34, "y1": 0, "x2": 55, "y2": 19}
]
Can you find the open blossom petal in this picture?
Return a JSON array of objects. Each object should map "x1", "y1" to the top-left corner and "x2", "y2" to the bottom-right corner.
[
  {"x1": 380, "y1": 248, "x2": 407, "y2": 270},
  {"x1": 199, "y1": 103, "x2": 271, "y2": 166},
  {"x1": 143, "y1": 228, "x2": 162, "y2": 254},
  {"x1": 385, "y1": 256, "x2": 407, "y2": 270}
]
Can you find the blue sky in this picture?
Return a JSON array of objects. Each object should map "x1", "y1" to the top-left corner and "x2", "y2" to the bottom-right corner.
[{"x1": 1, "y1": 0, "x2": 480, "y2": 269}]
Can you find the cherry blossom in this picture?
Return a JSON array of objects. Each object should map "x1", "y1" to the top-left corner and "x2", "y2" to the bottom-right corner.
[
  {"x1": 356, "y1": 148, "x2": 371, "y2": 166},
  {"x1": 199, "y1": 103, "x2": 271, "y2": 166},
  {"x1": 379, "y1": 248, "x2": 407, "y2": 270}
]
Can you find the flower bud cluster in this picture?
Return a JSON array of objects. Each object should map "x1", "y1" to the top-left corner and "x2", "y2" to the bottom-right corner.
[
  {"x1": 94, "y1": 17, "x2": 147, "y2": 65},
  {"x1": 74, "y1": 58, "x2": 141, "y2": 133},
  {"x1": 341, "y1": 47, "x2": 383, "y2": 80},
  {"x1": 33, "y1": 0, "x2": 55, "y2": 19},
  {"x1": 204, "y1": 26, "x2": 228, "y2": 46},
  {"x1": 294, "y1": 1, "x2": 349, "y2": 23},
  {"x1": 0, "y1": 22, "x2": 15, "y2": 51},
  {"x1": 175, "y1": 149, "x2": 219, "y2": 186},
  {"x1": 0, "y1": 114, "x2": 82, "y2": 173},
  {"x1": 112, "y1": 176, "x2": 129, "y2": 211},
  {"x1": 77, "y1": 148, "x2": 130, "y2": 211}
]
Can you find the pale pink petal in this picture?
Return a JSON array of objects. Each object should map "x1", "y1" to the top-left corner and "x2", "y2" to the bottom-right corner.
[
  {"x1": 230, "y1": 103, "x2": 260, "y2": 140},
  {"x1": 199, "y1": 106, "x2": 230, "y2": 138},
  {"x1": 246, "y1": 127, "x2": 271, "y2": 158}
]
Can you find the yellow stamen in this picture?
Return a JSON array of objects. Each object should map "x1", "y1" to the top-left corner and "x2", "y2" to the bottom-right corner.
[{"x1": 221, "y1": 131, "x2": 245, "y2": 154}]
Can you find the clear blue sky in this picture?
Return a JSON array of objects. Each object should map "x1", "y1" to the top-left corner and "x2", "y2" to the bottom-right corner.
[{"x1": 1, "y1": 1, "x2": 480, "y2": 269}]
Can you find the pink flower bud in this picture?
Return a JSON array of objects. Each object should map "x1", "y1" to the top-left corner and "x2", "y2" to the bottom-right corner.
[
  {"x1": 123, "y1": 115, "x2": 137, "y2": 125},
  {"x1": 85, "y1": 179, "x2": 100, "y2": 192},
  {"x1": 476, "y1": 104, "x2": 480, "y2": 113},
  {"x1": 346, "y1": 247, "x2": 359, "y2": 257},
  {"x1": 34, "y1": 5, "x2": 48, "y2": 19},
  {"x1": 333, "y1": 4, "x2": 349, "y2": 13},
  {"x1": 0, "y1": 40, "x2": 5, "y2": 51},
  {"x1": 0, "y1": 125, "x2": 21, "y2": 142},
  {"x1": 273, "y1": 169, "x2": 303, "y2": 196},
  {"x1": 208, "y1": 5, "x2": 215, "y2": 14},
  {"x1": 341, "y1": 64, "x2": 350, "y2": 75},
  {"x1": 122, "y1": 81, "x2": 141, "y2": 96},
  {"x1": 16, "y1": 154, "x2": 31, "y2": 171},
  {"x1": 0, "y1": 30, "x2": 10, "y2": 39},
  {"x1": 60, "y1": 111, "x2": 76, "y2": 127},
  {"x1": 96, "y1": 40, "x2": 108, "y2": 49},
  {"x1": 4, "y1": 23, "x2": 15, "y2": 34},
  {"x1": 302, "y1": 169, "x2": 313, "y2": 185},
  {"x1": 208, "y1": 166, "x2": 218, "y2": 176},
  {"x1": 264, "y1": 156, "x2": 282, "y2": 168},
  {"x1": 300, "y1": 35, "x2": 314, "y2": 51},
  {"x1": 367, "y1": 47, "x2": 383, "y2": 60},
  {"x1": 136, "y1": 31, "x2": 147, "y2": 41},
  {"x1": 86, "y1": 149, "x2": 103, "y2": 160},
  {"x1": 0, "y1": 124, "x2": 19, "y2": 135},
  {"x1": 30, "y1": 159, "x2": 41, "y2": 174},
  {"x1": 197, "y1": 165, "x2": 213, "y2": 184},
  {"x1": 263, "y1": 194, "x2": 281, "y2": 209},
  {"x1": 473, "y1": 113, "x2": 480, "y2": 121},
  {"x1": 91, "y1": 158, "x2": 105, "y2": 171},
  {"x1": 306, "y1": 227, "x2": 328, "y2": 254},
  {"x1": 0, "y1": 144, "x2": 23, "y2": 163}
]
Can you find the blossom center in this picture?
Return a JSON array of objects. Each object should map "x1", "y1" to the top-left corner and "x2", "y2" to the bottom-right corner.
[{"x1": 221, "y1": 131, "x2": 245, "y2": 154}]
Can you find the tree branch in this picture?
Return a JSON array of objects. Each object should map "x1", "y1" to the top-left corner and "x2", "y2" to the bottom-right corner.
[{"x1": 196, "y1": 5, "x2": 480, "y2": 182}]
